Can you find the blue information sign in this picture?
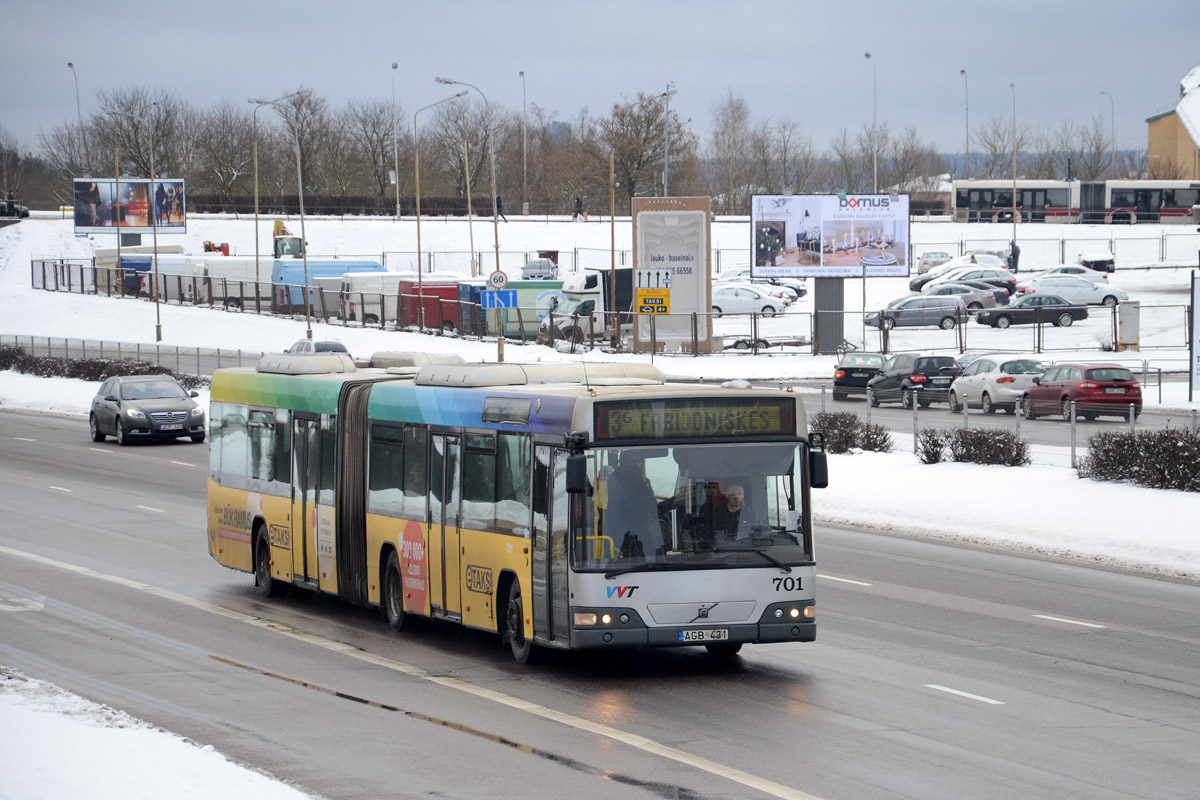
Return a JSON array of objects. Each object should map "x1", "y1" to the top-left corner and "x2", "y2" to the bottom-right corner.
[{"x1": 481, "y1": 289, "x2": 518, "y2": 309}]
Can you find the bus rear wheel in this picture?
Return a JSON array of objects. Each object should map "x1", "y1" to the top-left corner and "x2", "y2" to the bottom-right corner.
[
  {"x1": 505, "y1": 580, "x2": 535, "y2": 664},
  {"x1": 384, "y1": 550, "x2": 408, "y2": 631},
  {"x1": 255, "y1": 527, "x2": 285, "y2": 598}
]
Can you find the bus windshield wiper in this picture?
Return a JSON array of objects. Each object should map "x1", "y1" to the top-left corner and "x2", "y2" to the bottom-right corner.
[
  {"x1": 604, "y1": 561, "x2": 690, "y2": 579},
  {"x1": 715, "y1": 548, "x2": 793, "y2": 572}
]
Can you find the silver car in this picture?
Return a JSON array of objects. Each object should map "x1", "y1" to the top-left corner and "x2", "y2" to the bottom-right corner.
[
  {"x1": 949, "y1": 355, "x2": 1047, "y2": 415},
  {"x1": 711, "y1": 284, "x2": 787, "y2": 317},
  {"x1": 1016, "y1": 275, "x2": 1128, "y2": 307},
  {"x1": 865, "y1": 295, "x2": 966, "y2": 330},
  {"x1": 921, "y1": 281, "x2": 999, "y2": 311}
]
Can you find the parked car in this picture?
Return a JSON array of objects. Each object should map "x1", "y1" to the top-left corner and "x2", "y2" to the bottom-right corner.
[
  {"x1": 866, "y1": 353, "x2": 962, "y2": 408},
  {"x1": 1076, "y1": 247, "x2": 1115, "y2": 273},
  {"x1": 908, "y1": 255, "x2": 1008, "y2": 290},
  {"x1": 864, "y1": 295, "x2": 966, "y2": 330},
  {"x1": 1020, "y1": 362, "x2": 1142, "y2": 421},
  {"x1": 715, "y1": 271, "x2": 806, "y2": 299},
  {"x1": 974, "y1": 295, "x2": 1089, "y2": 328},
  {"x1": 952, "y1": 279, "x2": 1010, "y2": 305},
  {"x1": 1039, "y1": 264, "x2": 1110, "y2": 283},
  {"x1": 916, "y1": 251, "x2": 952, "y2": 274},
  {"x1": 287, "y1": 339, "x2": 353, "y2": 358},
  {"x1": 711, "y1": 284, "x2": 787, "y2": 317},
  {"x1": 924, "y1": 266, "x2": 1018, "y2": 296},
  {"x1": 521, "y1": 257, "x2": 559, "y2": 280},
  {"x1": 921, "y1": 281, "x2": 1000, "y2": 311},
  {"x1": 949, "y1": 355, "x2": 1047, "y2": 415},
  {"x1": 832, "y1": 352, "x2": 886, "y2": 400},
  {"x1": 89, "y1": 375, "x2": 206, "y2": 446},
  {"x1": 1016, "y1": 274, "x2": 1128, "y2": 307}
]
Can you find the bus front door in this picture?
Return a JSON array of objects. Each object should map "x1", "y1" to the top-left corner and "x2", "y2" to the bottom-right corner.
[
  {"x1": 290, "y1": 415, "x2": 320, "y2": 588},
  {"x1": 428, "y1": 434, "x2": 462, "y2": 619}
]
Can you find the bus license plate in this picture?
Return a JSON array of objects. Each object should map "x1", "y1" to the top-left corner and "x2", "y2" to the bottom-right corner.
[
  {"x1": 159, "y1": 423, "x2": 184, "y2": 431},
  {"x1": 679, "y1": 628, "x2": 728, "y2": 642}
]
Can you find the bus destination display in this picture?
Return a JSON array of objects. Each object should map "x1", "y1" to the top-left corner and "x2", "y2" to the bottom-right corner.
[{"x1": 595, "y1": 398, "x2": 795, "y2": 440}]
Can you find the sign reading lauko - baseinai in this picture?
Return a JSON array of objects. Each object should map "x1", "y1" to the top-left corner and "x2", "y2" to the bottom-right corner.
[{"x1": 634, "y1": 209, "x2": 708, "y2": 344}]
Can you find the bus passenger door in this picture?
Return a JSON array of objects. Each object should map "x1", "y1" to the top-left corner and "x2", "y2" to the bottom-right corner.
[
  {"x1": 291, "y1": 415, "x2": 320, "y2": 587},
  {"x1": 429, "y1": 434, "x2": 462, "y2": 618}
]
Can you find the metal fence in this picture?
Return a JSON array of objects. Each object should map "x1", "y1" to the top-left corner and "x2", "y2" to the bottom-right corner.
[
  {"x1": 1, "y1": 333, "x2": 265, "y2": 377},
  {"x1": 917, "y1": 230, "x2": 1200, "y2": 268}
]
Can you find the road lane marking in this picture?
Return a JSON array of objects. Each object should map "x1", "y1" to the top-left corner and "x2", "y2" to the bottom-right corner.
[
  {"x1": 817, "y1": 574, "x2": 873, "y2": 586},
  {"x1": 925, "y1": 684, "x2": 1004, "y2": 705},
  {"x1": 170, "y1": 461, "x2": 194, "y2": 467},
  {"x1": 14, "y1": 437, "x2": 35, "y2": 442},
  {"x1": 135, "y1": 505, "x2": 165, "y2": 513},
  {"x1": 0, "y1": 543, "x2": 827, "y2": 800},
  {"x1": 1032, "y1": 614, "x2": 1106, "y2": 629},
  {"x1": 48, "y1": 486, "x2": 73, "y2": 493},
  {"x1": 89, "y1": 448, "x2": 109, "y2": 453}
]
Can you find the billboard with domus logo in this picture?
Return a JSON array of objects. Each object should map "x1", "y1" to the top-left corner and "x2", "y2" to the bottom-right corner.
[{"x1": 751, "y1": 193, "x2": 909, "y2": 278}]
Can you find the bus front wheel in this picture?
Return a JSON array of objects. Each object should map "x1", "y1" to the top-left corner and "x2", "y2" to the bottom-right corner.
[
  {"x1": 505, "y1": 580, "x2": 535, "y2": 664},
  {"x1": 384, "y1": 550, "x2": 408, "y2": 631}
]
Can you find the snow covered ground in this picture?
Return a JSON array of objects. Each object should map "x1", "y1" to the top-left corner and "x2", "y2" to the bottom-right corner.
[{"x1": 1, "y1": 213, "x2": 1198, "y2": 797}]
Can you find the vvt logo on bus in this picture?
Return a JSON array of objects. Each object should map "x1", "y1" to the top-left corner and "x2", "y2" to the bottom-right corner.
[{"x1": 606, "y1": 585, "x2": 639, "y2": 598}]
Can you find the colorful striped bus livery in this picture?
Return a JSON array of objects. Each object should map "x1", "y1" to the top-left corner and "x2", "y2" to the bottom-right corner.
[{"x1": 207, "y1": 351, "x2": 828, "y2": 662}]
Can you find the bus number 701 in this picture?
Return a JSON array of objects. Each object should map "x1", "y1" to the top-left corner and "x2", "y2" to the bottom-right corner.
[{"x1": 773, "y1": 576, "x2": 803, "y2": 592}]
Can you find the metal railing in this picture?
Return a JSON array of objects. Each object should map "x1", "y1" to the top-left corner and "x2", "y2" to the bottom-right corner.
[{"x1": 1, "y1": 334, "x2": 264, "y2": 377}]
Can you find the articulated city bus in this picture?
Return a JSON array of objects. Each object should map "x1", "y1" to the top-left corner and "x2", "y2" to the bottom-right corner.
[{"x1": 206, "y1": 352, "x2": 828, "y2": 662}]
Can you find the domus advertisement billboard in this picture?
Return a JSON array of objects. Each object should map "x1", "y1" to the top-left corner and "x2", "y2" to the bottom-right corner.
[{"x1": 751, "y1": 193, "x2": 909, "y2": 278}]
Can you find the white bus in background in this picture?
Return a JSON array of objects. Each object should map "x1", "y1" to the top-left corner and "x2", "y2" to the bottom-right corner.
[{"x1": 340, "y1": 271, "x2": 414, "y2": 325}]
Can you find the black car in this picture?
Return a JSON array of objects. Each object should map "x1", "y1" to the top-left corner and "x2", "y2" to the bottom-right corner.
[
  {"x1": 974, "y1": 295, "x2": 1089, "y2": 329},
  {"x1": 866, "y1": 354, "x2": 962, "y2": 408},
  {"x1": 832, "y1": 352, "x2": 885, "y2": 400},
  {"x1": 90, "y1": 375, "x2": 206, "y2": 445}
]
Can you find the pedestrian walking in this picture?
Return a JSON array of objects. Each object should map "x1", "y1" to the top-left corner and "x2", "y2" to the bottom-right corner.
[
  {"x1": 496, "y1": 195, "x2": 508, "y2": 222},
  {"x1": 573, "y1": 197, "x2": 585, "y2": 222}
]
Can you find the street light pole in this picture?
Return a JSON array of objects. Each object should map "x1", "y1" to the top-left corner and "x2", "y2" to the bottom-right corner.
[
  {"x1": 108, "y1": 103, "x2": 160, "y2": 341},
  {"x1": 249, "y1": 91, "x2": 306, "y2": 315},
  {"x1": 392, "y1": 63, "x2": 401, "y2": 221},
  {"x1": 437, "y1": 76, "x2": 503, "y2": 360},
  {"x1": 414, "y1": 91, "x2": 467, "y2": 330},
  {"x1": 1011, "y1": 83, "x2": 1018, "y2": 244},
  {"x1": 961, "y1": 69, "x2": 970, "y2": 180},
  {"x1": 520, "y1": 70, "x2": 527, "y2": 215},
  {"x1": 67, "y1": 62, "x2": 89, "y2": 175},
  {"x1": 1100, "y1": 90, "x2": 1116, "y2": 180},
  {"x1": 662, "y1": 82, "x2": 676, "y2": 196},
  {"x1": 866, "y1": 53, "x2": 877, "y2": 193}
]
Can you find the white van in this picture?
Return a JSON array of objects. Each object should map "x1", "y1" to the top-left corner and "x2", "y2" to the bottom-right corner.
[
  {"x1": 202, "y1": 257, "x2": 272, "y2": 309},
  {"x1": 340, "y1": 271, "x2": 412, "y2": 325}
]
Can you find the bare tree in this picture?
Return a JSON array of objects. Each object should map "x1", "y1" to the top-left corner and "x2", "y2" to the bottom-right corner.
[
  {"x1": 344, "y1": 99, "x2": 402, "y2": 196},
  {"x1": 190, "y1": 100, "x2": 254, "y2": 200},
  {"x1": 705, "y1": 91, "x2": 754, "y2": 214}
]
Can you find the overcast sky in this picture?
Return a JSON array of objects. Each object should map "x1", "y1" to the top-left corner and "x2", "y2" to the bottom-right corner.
[{"x1": 4, "y1": 1, "x2": 1198, "y2": 158}]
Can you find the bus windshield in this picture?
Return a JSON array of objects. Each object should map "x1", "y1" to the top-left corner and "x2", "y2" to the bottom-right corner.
[{"x1": 573, "y1": 442, "x2": 811, "y2": 571}]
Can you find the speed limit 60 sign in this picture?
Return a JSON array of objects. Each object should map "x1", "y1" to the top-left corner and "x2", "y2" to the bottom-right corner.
[{"x1": 488, "y1": 270, "x2": 509, "y2": 290}]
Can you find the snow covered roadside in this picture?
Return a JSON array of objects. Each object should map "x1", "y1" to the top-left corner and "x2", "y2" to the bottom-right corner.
[{"x1": 0, "y1": 668, "x2": 320, "y2": 800}]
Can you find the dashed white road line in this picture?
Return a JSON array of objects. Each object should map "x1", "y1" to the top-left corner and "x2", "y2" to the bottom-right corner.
[
  {"x1": 925, "y1": 684, "x2": 1005, "y2": 705},
  {"x1": 1032, "y1": 614, "x2": 1106, "y2": 629},
  {"x1": 135, "y1": 505, "x2": 165, "y2": 513},
  {"x1": 48, "y1": 486, "x2": 73, "y2": 493},
  {"x1": 14, "y1": 437, "x2": 35, "y2": 442},
  {"x1": 169, "y1": 461, "x2": 195, "y2": 467},
  {"x1": 817, "y1": 574, "x2": 873, "y2": 586}
]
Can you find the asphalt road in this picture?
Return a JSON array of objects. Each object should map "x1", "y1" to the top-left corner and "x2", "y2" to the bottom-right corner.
[{"x1": 2, "y1": 410, "x2": 1198, "y2": 800}]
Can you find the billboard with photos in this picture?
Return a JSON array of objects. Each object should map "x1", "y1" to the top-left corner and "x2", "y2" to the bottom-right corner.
[
  {"x1": 751, "y1": 193, "x2": 910, "y2": 278},
  {"x1": 73, "y1": 178, "x2": 187, "y2": 235}
]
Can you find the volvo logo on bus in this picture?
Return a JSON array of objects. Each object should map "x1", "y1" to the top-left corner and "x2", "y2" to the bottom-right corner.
[{"x1": 465, "y1": 564, "x2": 493, "y2": 595}]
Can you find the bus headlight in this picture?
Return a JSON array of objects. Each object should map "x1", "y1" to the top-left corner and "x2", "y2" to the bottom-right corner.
[{"x1": 574, "y1": 612, "x2": 598, "y2": 626}]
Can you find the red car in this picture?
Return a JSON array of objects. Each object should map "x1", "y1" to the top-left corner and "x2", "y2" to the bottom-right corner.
[{"x1": 1020, "y1": 362, "x2": 1142, "y2": 421}]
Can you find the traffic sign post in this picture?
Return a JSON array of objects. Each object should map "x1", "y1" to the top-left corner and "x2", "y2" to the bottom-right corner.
[{"x1": 485, "y1": 272, "x2": 509, "y2": 363}]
